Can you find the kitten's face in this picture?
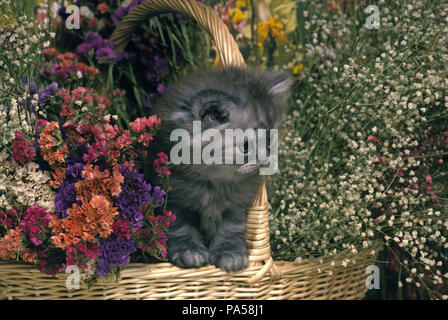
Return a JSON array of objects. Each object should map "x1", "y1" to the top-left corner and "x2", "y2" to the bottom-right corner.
[{"x1": 152, "y1": 67, "x2": 292, "y2": 179}]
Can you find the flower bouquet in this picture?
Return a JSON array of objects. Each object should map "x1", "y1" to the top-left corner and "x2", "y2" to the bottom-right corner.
[
  {"x1": 1, "y1": 84, "x2": 175, "y2": 282},
  {"x1": 0, "y1": 2, "x2": 178, "y2": 285}
]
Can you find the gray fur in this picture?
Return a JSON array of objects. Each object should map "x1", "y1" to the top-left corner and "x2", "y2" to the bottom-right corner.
[{"x1": 148, "y1": 66, "x2": 291, "y2": 271}]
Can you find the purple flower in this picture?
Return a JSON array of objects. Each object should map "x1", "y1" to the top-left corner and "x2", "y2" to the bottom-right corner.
[
  {"x1": 83, "y1": 32, "x2": 102, "y2": 43},
  {"x1": 53, "y1": 158, "x2": 84, "y2": 218},
  {"x1": 151, "y1": 186, "x2": 166, "y2": 205},
  {"x1": 66, "y1": 143, "x2": 88, "y2": 165},
  {"x1": 54, "y1": 182, "x2": 77, "y2": 218},
  {"x1": 19, "y1": 79, "x2": 58, "y2": 114},
  {"x1": 114, "y1": 166, "x2": 152, "y2": 227},
  {"x1": 145, "y1": 55, "x2": 170, "y2": 83},
  {"x1": 157, "y1": 84, "x2": 167, "y2": 94},
  {"x1": 37, "y1": 82, "x2": 58, "y2": 107},
  {"x1": 112, "y1": 6, "x2": 127, "y2": 26},
  {"x1": 95, "y1": 47, "x2": 119, "y2": 63},
  {"x1": 66, "y1": 163, "x2": 84, "y2": 183},
  {"x1": 76, "y1": 32, "x2": 121, "y2": 63},
  {"x1": 76, "y1": 43, "x2": 94, "y2": 56},
  {"x1": 97, "y1": 236, "x2": 136, "y2": 276},
  {"x1": 112, "y1": 0, "x2": 148, "y2": 26}
]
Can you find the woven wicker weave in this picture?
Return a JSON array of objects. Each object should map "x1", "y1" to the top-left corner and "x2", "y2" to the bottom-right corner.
[{"x1": 0, "y1": 0, "x2": 380, "y2": 300}]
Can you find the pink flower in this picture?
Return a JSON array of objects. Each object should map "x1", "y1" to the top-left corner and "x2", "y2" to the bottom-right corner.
[
  {"x1": 130, "y1": 118, "x2": 146, "y2": 133},
  {"x1": 83, "y1": 148, "x2": 98, "y2": 163},
  {"x1": 71, "y1": 87, "x2": 89, "y2": 100},
  {"x1": 61, "y1": 104, "x2": 74, "y2": 118},
  {"x1": 56, "y1": 69, "x2": 68, "y2": 80},
  {"x1": 426, "y1": 175, "x2": 432, "y2": 184},
  {"x1": 104, "y1": 124, "x2": 119, "y2": 140},
  {"x1": 153, "y1": 152, "x2": 171, "y2": 175},
  {"x1": 367, "y1": 135, "x2": 379, "y2": 143},
  {"x1": 20, "y1": 206, "x2": 52, "y2": 246},
  {"x1": 143, "y1": 115, "x2": 162, "y2": 130},
  {"x1": 35, "y1": 119, "x2": 48, "y2": 132},
  {"x1": 11, "y1": 131, "x2": 36, "y2": 165},
  {"x1": 57, "y1": 88, "x2": 70, "y2": 104},
  {"x1": 138, "y1": 133, "x2": 153, "y2": 147},
  {"x1": 130, "y1": 116, "x2": 162, "y2": 134},
  {"x1": 116, "y1": 131, "x2": 132, "y2": 149}
]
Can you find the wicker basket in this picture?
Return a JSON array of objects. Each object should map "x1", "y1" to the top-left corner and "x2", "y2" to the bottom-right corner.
[{"x1": 0, "y1": 0, "x2": 381, "y2": 300}]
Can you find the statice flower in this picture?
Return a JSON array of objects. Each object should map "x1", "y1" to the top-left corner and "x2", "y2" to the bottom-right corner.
[
  {"x1": 20, "y1": 206, "x2": 51, "y2": 246},
  {"x1": 0, "y1": 154, "x2": 55, "y2": 212},
  {"x1": 144, "y1": 55, "x2": 169, "y2": 83},
  {"x1": 36, "y1": 82, "x2": 58, "y2": 107},
  {"x1": 151, "y1": 186, "x2": 166, "y2": 205},
  {"x1": 97, "y1": 236, "x2": 136, "y2": 276},
  {"x1": 54, "y1": 181, "x2": 77, "y2": 219},
  {"x1": 66, "y1": 143, "x2": 89, "y2": 166},
  {"x1": 76, "y1": 32, "x2": 124, "y2": 64},
  {"x1": 54, "y1": 162, "x2": 84, "y2": 218},
  {"x1": 11, "y1": 131, "x2": 36, "y2": 165},
  {"x1": 114, "y1": 165, "x2": 151, "y2": 227},
  {"x1": 112, "y1": 0, "x2": 148, "y2": 26}
]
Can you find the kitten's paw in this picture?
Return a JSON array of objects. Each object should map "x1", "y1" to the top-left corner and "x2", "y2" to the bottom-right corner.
[
  {"x1": 209, "y1": 248, "x2": 249, "y2": 272},
  {"x1": 168, "y1": 245, "x2": 209, "y2": 268}
]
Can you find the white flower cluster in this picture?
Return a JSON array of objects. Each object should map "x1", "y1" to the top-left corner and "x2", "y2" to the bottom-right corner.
[
  {"x1": 271, "y1": 0, "x2": 448, "y2": 298},
  {"x1": 0, "y1": 14, "x2": 53, "y2": 147},
  {"x1": 0, "y1": 15, "x2": 52, "y2": 87},
  {"x1": 0, "y1": 153, "x2": 55, "y2": 212}
]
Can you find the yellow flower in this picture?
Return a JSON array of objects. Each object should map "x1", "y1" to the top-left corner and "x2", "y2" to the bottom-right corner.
[
  {"x1": 293, "y1": 63, "x2": 304, "y2": 75},
  {"x1": 235, "y1": 0, "x2": 247, "y2": 8},
  {"x1": 228, "y1": 8, "x2": 245, "y2": 24},
  {"x1": 257, "y1": 21, "x2": 269, "y2": 43},
  {"x1": 257, "y1": 17, "x2": 287, "y2": 44}
]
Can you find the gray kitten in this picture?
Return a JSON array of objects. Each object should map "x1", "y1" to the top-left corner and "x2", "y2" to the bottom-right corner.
[{"x1": 149, "y1": 66, "x2": 291, "y2": 272}]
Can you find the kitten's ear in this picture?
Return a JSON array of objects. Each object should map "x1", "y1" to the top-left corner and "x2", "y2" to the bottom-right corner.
[{"x1": 268, "y1": 72, "x2": 292, "y2": 96}]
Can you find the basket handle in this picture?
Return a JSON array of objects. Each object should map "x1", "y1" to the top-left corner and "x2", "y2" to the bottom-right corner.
[
  {"x1": 110, "y1": 0, "x2": 245, "y2": 67},
  {"x1": 110, "y1": 0, "x2": 276, "y2": 280}
]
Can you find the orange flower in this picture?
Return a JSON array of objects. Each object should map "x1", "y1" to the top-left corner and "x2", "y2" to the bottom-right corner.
[
  {"x1": 20, "y1": 248, "x2": 37, "y2": 263},
  {"x1": 50, "y1": 166, "x2": 66, "y2": 188},
  {"x1": 77, "y1": 62, "x2": 99, "y2": 75},
  {"x1": 39, "y1": 122, "x2": 68, "y2": 166},
  {"x1": 97, "y1": 2, "x2": 108, "y2": 14},
  {"x1": 0, "y1": 227, "x2": 23, "y2": 260},
  {"x1": 75, "y1": 164, "x2": 123, "y2": 200},
  {"x1": 42, "y1": 48, "x2": 59, "y2": 57},
  {"x1": 50, "y1": 195, "x2": 118, "y2": 249}
]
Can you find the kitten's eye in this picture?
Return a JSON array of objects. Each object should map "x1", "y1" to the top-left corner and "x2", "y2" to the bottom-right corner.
[
  {"x1": 238, "y1": 138, "x2": 255, "y2": 155},
  {"x1": 200, "y1": 102, "x2": 229, "y2": 123}
]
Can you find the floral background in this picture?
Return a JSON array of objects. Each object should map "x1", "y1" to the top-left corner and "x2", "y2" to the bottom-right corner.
[{"x1": 0, "y1": 0, "x2": 447, "y2": 299}]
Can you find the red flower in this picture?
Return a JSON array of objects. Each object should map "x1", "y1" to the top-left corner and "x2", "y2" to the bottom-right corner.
[
  {"x1": 138, "y1": 133, "x2": 153, "y2": 147},
  {"x1": 11, "y1": 130, "x2": 36, "y2": 165},
  {"x1": 61, "y1": 104, "x2": 74, "y2": 118},
  {"x1": 42, "y1": 48, "x2": 58, "y2": 57},
  {"x1": 153, "y1": 152, "x2": 171, "y2": 176}
]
